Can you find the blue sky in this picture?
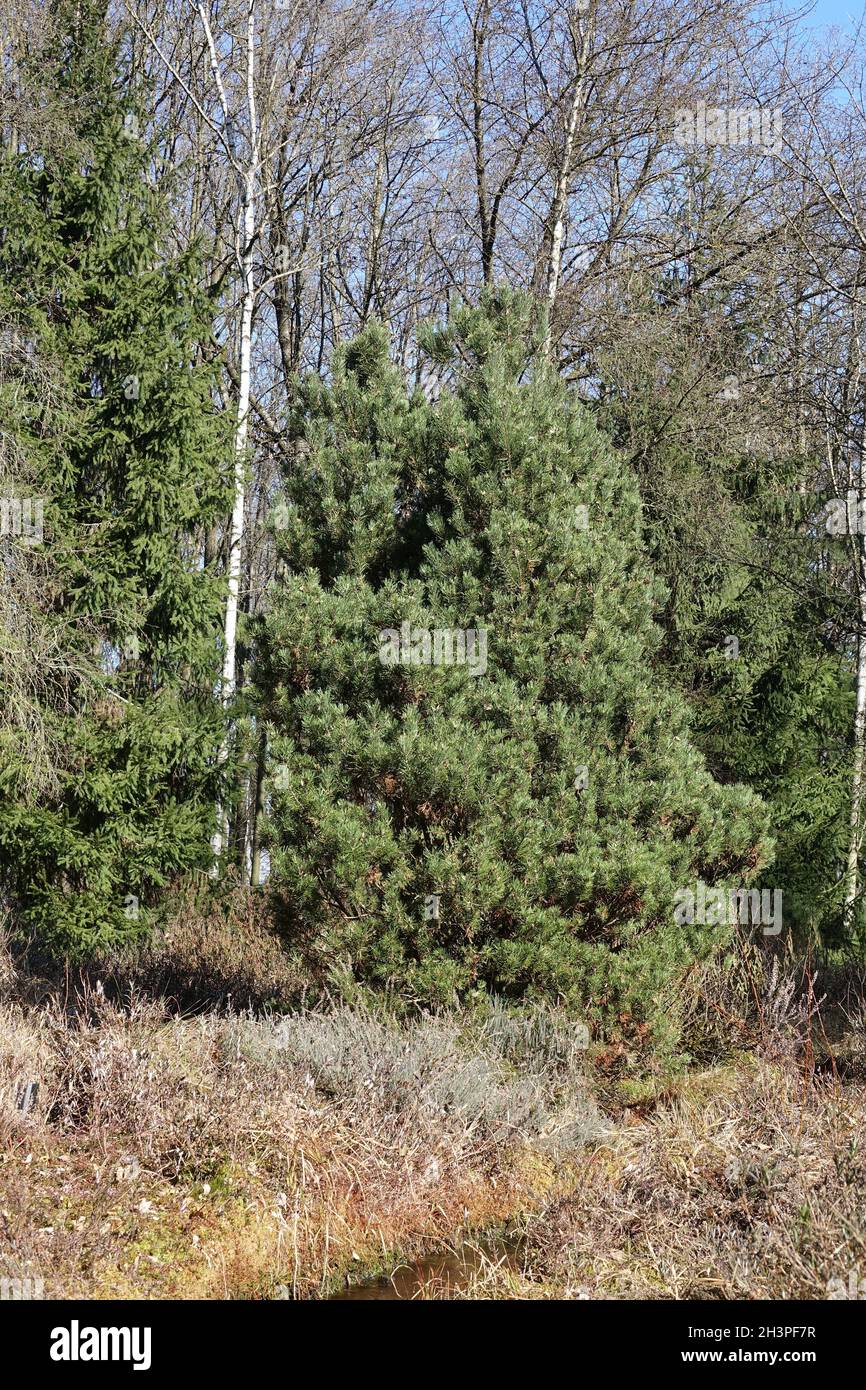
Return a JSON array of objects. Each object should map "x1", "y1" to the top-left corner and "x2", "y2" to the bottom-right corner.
[{"x1": 794, "y1": 0, "x2": 864, "y2": 30}]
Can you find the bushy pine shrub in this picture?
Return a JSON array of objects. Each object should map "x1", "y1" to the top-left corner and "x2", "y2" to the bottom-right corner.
[{"x1": 258, "y1": 294, "x2": 772, "y2": 1042}]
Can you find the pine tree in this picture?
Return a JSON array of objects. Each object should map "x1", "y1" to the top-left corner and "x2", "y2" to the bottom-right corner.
[
  {"x1": 258, "y1": 294, "x2": 771, "y2": 1041},
  {"x1": 0, "y1": 0, "x2": 231, "y2": 954}
]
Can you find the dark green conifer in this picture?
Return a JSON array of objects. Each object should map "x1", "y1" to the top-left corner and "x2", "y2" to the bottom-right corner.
[
  {"x1": 0, "y1": 0, "x2": 230, "y2": 954},
  {"x1": 259, "y1": 295, "x2": 771, "y2": 1040}
]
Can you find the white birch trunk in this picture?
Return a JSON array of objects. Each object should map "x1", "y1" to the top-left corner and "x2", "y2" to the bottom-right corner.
[
  {"x1": 210, "y1": 0, "x2": 259, "y2": 865},
  {"x1": 541, "y1": 14, "x2": 592, "y2": 356},
  {"x1": 543, "y1": 91, "x2": 582, "y2": 352}
]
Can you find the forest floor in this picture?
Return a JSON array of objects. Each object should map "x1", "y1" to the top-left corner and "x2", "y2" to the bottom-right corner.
[
  {"x1": 0, "y1": 988, "x2": 600, "y2": 1299},
  {"x1": 2, "y1": 961, "x2": 865, "y2": 1300},
  {"x1": 440, "y1": 1059, "x2": 866, "y2": 1299}
]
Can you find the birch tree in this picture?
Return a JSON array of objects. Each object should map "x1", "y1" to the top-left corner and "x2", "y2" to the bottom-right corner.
[{"x1": 195, "y1": 0, "x2": 259, "y2": 861}]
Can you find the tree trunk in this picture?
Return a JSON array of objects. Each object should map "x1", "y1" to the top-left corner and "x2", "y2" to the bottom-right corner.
[
  {"x1": 845, "y1": 536, "x2": 866, "y2": 928},
  {"x1": 539, "y1": 14, "x2": 592, "y2": 355},
  {"x1": 250, "y1": 726, "x2": 268, "y2": 887},
  {"x1": 212, "y1": 178, "x2": 257, "y2": 857}
]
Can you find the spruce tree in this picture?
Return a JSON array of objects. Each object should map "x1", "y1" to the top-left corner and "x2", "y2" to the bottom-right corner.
[
  {"x1": 258, "y1": 295, "x2": 771, "y2": 1040},
  {"x1": 595, "y1": 293, "x2": 852, "y2": 951},
  {"x1": 0, "y1": 0, "x2": 230, "y2": 954}
]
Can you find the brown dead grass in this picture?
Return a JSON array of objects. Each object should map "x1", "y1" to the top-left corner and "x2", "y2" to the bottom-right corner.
[
  {"x1": 477, "y1": 1058, "x2": 866, "y2": 1300},
  {"x1": 9, "y1": 880, "x2": 305, "y2": 1017},
  {"x1": 0, "y1": 988, "x2": 600, "y2": 1299},
  {"x1": 4, "y1": 922, "x2": 866, "y2": 1301}
]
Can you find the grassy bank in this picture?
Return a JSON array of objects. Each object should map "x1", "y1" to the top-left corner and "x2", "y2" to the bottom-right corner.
[
  {"x1": 3, "y1": 912, "x2": 866, "y2": 1301},
  {"x1": 0, "y1": 990, "x2": 601, "y2": 1299},
  {"x1": 433, "y1": 1060, "x2": 866, "y2": 1299}
]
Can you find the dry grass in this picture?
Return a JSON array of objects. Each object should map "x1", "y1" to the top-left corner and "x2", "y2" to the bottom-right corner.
[
  {"x1": 418, "y1": 945, "x2": 866, "y2": 1300},
  {"x1": 8, "y1": 881, "x2": 304, "y2": 1016},
  {"x1": 675, "y1": 936, "x2": 832, "y2": 1069},
  {"x1": 0, "y1": 987, "x2": 601, "y2": 1300},
  {"x1": 4, "y1": 920, "x2": 866, "y2": 1301},
  {"x1": 464, "y1": 1059, "x2": 866, "y2": 1300}
]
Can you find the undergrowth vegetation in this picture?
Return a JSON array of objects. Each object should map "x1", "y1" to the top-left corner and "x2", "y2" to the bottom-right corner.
[
  {"x1": 0, "y1": 937, "x2": 602, "y2": 1299},
  {"x1": 2, "y1": 912, "x2": 865, "y2": 1300},
  {"x1": 450, "y1": 1063, "x2": 866, "y2": 1300}
]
